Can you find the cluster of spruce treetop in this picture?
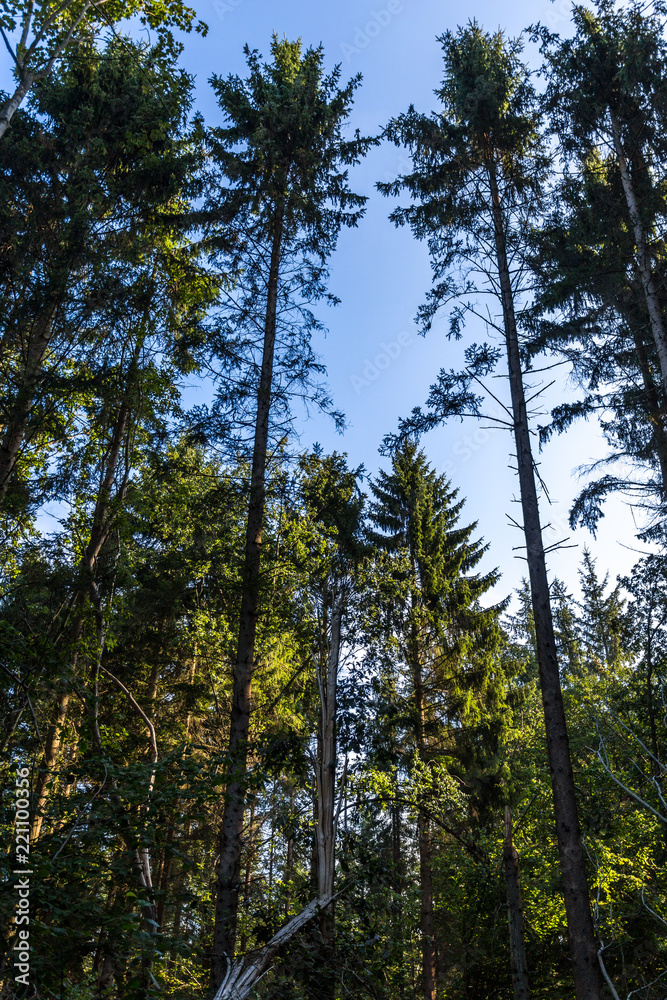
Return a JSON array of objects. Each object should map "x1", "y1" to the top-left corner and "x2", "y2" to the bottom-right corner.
[{"x1": 2, "y1": 2, "x2": 667, "y2": 999}]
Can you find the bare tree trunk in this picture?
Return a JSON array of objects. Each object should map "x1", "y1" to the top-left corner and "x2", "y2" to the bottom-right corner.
[
  {"x1": 610, "y1": 111, "x2": 667, "y2": 396},
  {"x1": 284, "y1": 785, "x2": 295, "y2": 919},
  {"x1": 488, "y1": 160, "x2": 603, "y2": 1000},
  {"x1": 238, "y1": 799, "x2": 256, "y2": 955},
  {"x1": 0, "y1": 74, "x2": 33, "y2": 139},
  {"x1": 503, "y1": 806, "x2": 530, "y2": 1000},
  {"x1": 212, "y1": 210, "x2": 284, "y2": 987},
  {"x1": 30, "y1": 688, "x2": 70, "y2": 842},
  {"x1": 315, "y1": 601, "x2": 342, "y2": 959}
]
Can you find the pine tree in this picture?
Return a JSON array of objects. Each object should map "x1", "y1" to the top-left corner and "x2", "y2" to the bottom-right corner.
[
  {"x1": 368, "y1": 441, "x2": 506, "y2": 1000},
  {"x1": 380, "y1": 25, "x2": 603, "y2": 999},
  {"x1": 551, "y1": 580, "x2": 583, "y2": 679},
  {"x1": 578, "y1": 549, "x2": 627, "y2": 674},
  {"x1": 205, "y1": 38, "x2": 371, "y2": 986}
]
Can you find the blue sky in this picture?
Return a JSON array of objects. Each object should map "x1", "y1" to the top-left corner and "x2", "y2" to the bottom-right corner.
[{"x1": 1, "y1": 0, "x2": 646, "y2": 604}]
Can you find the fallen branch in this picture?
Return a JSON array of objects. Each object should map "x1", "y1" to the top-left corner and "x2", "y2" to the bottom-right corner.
[{"x1": 212, "y1": 893, "x2": 337, "y2": 1000}]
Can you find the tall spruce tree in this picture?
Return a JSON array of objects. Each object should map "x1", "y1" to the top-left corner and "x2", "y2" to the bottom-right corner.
[
  {"x1": 380, "y1": 25, "x2": 603, "y2": 999},
  {"x1": 368, "y1": 441, "x2": 506, "y2": 1000},
  {"x1": 205, "y1": 38, "x2": 371, "y2": 986},
  {"x1": 578, "y1": 550, "x2": 627, "y2": 675}
]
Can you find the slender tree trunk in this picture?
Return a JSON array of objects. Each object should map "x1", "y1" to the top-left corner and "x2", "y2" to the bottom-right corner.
[
  {"x1": 391, "y1": 798, "x2": 407, "y2": 1000},
  {"x1": 284, "y1": 785, "x2": 295, "y2": 919},
  {"x1": 212, "y1": 208, "x2": 284, "y2": 987},
  {"x1": 156, "y1": 822, "x2": 176, "y2": 931},
  {"x1": 417, "y1": 810, "x2": 436, "y2": 1000},
  {"x1": 0, "y1": 73, "x2": 33, "y2": 139},
  {"x1": 0, "y1": 309, "x2": 55, "y2": 506},
  {"x1": 95, "y1": 883, "x2": 123, "y2": 998},
  {"x1": 185, "y1": 648, "x2": 198, "y2": 739},
  {"x1": 645, "y1": 634, "x2": 659, "y2": 767},
  {"x1": 609, "y1": 111, "x2": 667, "y2": 396},
  {"x1": 238, "y1": 799, "x2": 256, "y2": 955},
  {"x1": 30, "y1": 688, "x2": 70, "y2": 841},
  {"x1": 0, "y1": 704, "x2": 24, "y2": 755},
  {"x1": 488, "y1": 161, "x2": 603, "y2": 1000},
  {"x1": 503, "y1": 806, "x2": 530, "y2": 1000},
  {"x1": 316, "y1": 601, "x2": 342, "y2": 956},
  {"x1": 412, "y1": 629, "x2": 436, "y2": 1000}
]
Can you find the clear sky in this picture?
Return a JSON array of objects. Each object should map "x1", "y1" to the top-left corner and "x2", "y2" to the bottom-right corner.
[{"x1": 1, "y1": 0, "x2": 648, "y2": 605}]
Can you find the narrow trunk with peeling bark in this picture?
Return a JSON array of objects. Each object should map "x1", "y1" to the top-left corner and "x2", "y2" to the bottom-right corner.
[
  {"x1": 503, "y1": 806, "x2": 530, "y2": 1000},
  {"x1": 488, "y1": 160, "x2": 603, "y2": 1000},
  {"x1": 212, "y1": 212, "x2": 284, "y2": 986}
]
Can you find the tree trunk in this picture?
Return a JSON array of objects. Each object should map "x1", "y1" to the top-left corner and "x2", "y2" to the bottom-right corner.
[
  {"x1": 0, "y1": 73, "x2": 33, "y2": 139},
  {"x1": 417, "y1": 810, "x2": 437, "y2": 1000},
  {"x1": 645, "y1": 634, "x2": 659, "y2": 768},
  {"x1": 185, "y1": 648, "x2": 198, "y2": 739},
  {"x1": 212, "y1": 208, "x2": 284, "y2": 987},
  {"x1": 30, "y1": 688, "x2": 70, "y2": 841},
  {"x1": 156, "y1": 822, "x2": 176, "y2": 931},
  {"x1": 284, "y1": 785, "x2": 295, "y2": 919},
  {"x1": 609, "y1": 110, "x2": 667, "y2": 396},
  {"x1": 488, "y1": 160, "x2": 603, "y2": 1000},
  {"x1": 503, "y1": 806, "x2": 530, "y2": 1000},
  {"x1": 316, "y1": 601, "x2": 342, "y2": 956},
  {"x1": 412, "y1": 627, "x2": 436, "y2": 1000},
  {"x1": 391, "y1": 799, "x2": 408, "y2": 1000},
  {"x1": 239, "y1": 798, "x2": 256, "y2": 955}
]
